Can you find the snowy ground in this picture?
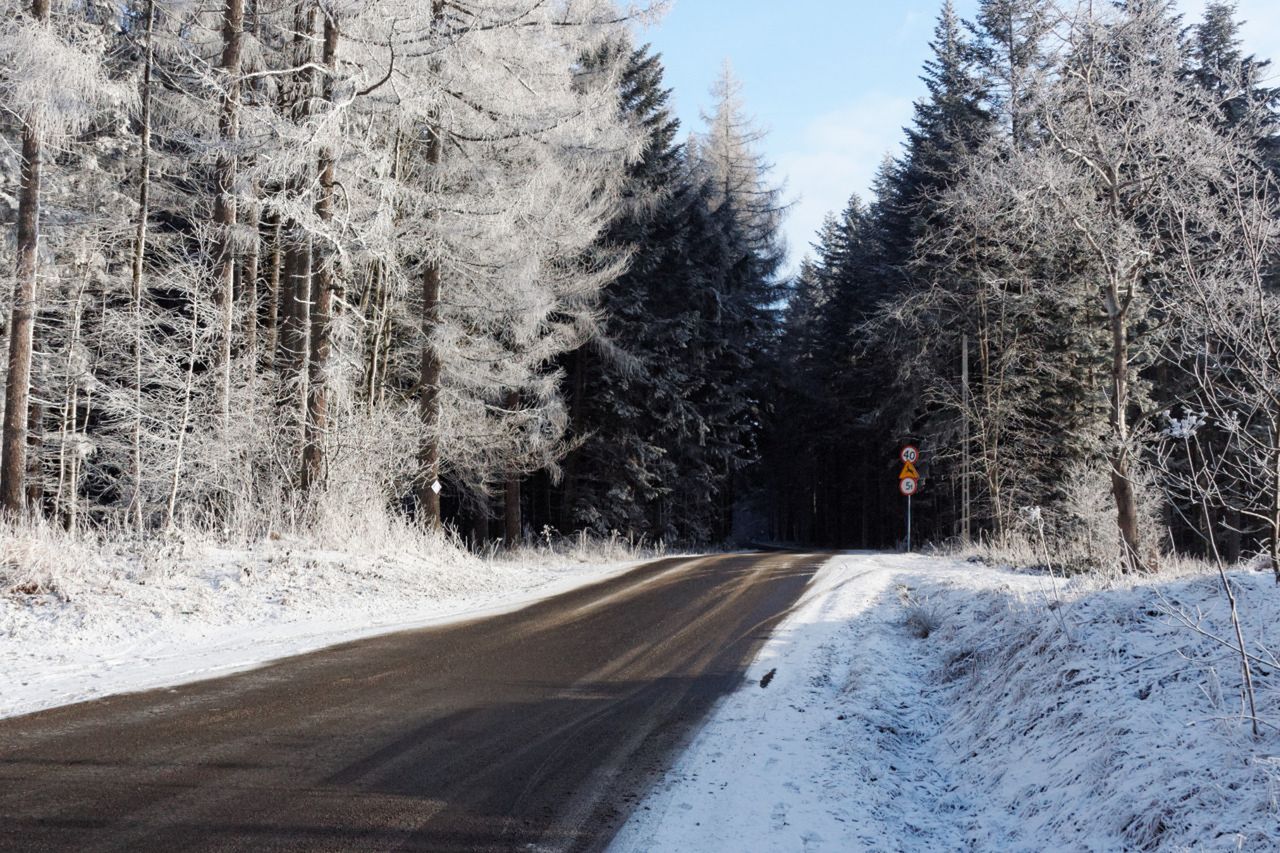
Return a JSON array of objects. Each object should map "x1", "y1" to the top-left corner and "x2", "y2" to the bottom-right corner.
[
  {"x1": 1, "y1": 531, "x2": 649, "y2": 720},
  {"x1": 612, "y1": 552, "x2": 1280, "y2": 853}
]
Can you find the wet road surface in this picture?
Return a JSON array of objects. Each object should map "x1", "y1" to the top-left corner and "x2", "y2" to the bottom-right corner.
[{"x1": 0, "y1": 551, "x2": 826, "y2": 852}]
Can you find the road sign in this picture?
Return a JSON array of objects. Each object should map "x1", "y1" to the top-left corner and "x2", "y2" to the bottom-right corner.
[{"x1": 898, "y1": 444, "x2": 920, "y2": 552}]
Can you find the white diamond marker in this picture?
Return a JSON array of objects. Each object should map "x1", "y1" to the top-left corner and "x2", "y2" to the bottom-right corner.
[{"x1": 431, "y1": 480, "x2": 442, "y2": 495}]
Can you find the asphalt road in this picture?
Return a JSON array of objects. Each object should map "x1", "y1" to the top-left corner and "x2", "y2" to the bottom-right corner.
[{"x1": 0, "y1": 551, "x2": 825, "y2": 852}]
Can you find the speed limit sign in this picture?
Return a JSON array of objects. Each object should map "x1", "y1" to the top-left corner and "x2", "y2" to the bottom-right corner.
[{"x1": 898, "y1": 445, "x2": 920, "y2": 551}]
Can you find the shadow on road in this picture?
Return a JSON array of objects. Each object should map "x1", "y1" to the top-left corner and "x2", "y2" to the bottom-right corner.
[{"x1": 0, "y1": 552, "x2": 829, "y2": 853}]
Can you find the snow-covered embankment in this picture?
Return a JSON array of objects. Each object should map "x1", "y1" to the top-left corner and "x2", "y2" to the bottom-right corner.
[{"x1": 612, "y1": 553, "x2": 1280, "y2": 852}]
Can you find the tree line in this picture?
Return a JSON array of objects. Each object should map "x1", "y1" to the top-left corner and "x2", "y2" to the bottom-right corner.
[
  {"x1": 767, "y1": 0, "x2": 1280, "y2": 574},
  {"x1": 0, "y1": 0, "x2": 784, "y2": 547}
]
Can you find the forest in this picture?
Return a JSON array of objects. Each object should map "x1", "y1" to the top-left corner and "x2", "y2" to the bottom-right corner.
[
  {"x1": 0, "y1": 0, "x2": 783, "y2": 549},
  {"x1": 1, "y1": 0, "x2": 1279, "y2": 578},
  {"x1": 768, "y1": 0, "x2": 1280, "y2": 574}
]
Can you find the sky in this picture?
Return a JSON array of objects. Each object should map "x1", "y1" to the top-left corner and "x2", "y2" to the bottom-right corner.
[{"x1": 640, "y1": 0, "x2": 1280, "y2": 272}]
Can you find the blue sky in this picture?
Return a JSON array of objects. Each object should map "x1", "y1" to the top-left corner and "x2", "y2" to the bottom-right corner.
[{"x1": 639, "y1": 0, "x2": 1280, "y2": 272}]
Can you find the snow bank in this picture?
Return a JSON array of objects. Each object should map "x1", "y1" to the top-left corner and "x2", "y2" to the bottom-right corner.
[
  {"x1": 939, "y1": 561, "x2": 1280, "y2": 851},
  {"x1": 1, "y1": 527, "x2": 650, "y2": 720},
  {"x1": 613, "y1": 553, "x2": 1280, "y2": 852}
]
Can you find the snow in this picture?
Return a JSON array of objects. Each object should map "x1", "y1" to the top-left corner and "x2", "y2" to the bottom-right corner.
[
  {"x1": 1, "y1": 533, "x2": 648, "y2": 721},
  {"x1": 611, "y1": 552, "x2": 1280, "y2": 852}
]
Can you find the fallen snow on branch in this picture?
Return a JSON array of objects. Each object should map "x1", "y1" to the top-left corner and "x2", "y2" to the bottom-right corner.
[
  {"x1": 612, "y1": 553, "x2": 1280, "y2": 852},
  {"x1": 0, "y1": 527, "x2": 648, "y2": 720}
]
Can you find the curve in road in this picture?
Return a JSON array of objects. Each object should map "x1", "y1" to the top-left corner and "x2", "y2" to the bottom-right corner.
[{"x1": 0, "y1": 551, "x2": 826, "y2": 852}]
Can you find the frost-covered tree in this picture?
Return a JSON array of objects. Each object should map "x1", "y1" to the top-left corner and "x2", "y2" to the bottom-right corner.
[
  {"x1": 0, "y1": 0, "x2": 647, "y2": 542},
  {"x1": 1188, "y1": 0, "x2": 1280, "y2": 158},
  {"x1": 345, "y1": 0, "x2": 639, "y2": 530},
  {"x1": 921, "y1": 0, "x2": 1272, "y2": 569},
  {"x1": 1156, "y1": 98, "x2": 1280, "y2": 575},
  {"x1": 0, "y1": 0, "x2": 126, "y2": 514},
  {"x1": 701, "y1": 64, "x2": 786, "y2": 261},
  {"x1": 687, "y1": 66, "x2": 787, "y2": 540},
  {"x1": 768, "y1": 0, "x2": 1280, "y2": 567},
  {"x1": 551, "y1": 40, "x2": 688, "y2": 539}
]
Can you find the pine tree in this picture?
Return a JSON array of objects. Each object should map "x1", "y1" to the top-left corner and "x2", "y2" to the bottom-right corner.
[
  {"x1": 553, "y1": 41, "x2": 690, "y2": 539},
  {"x1": 1189, "y1": 1, "x2": 1280, "y2": 161},
  {"x1": 692, "y1": 67, "x2": 787, "y2": 540},
  {"x1": 765, "y1": 196, "x2": 886, "y2": 545},
  {"x1": 0, "y1": 0, "x2": 51, "y2": 515},
  {"x1": 0, "y1": 0, "x2": 125, "y2": 515},
  {"x1": 548, "y1": 57, "x2": 788, "y2": 545},
  {"x1": 972, "y1": 0, "x2": 1050, "y2": 148},
  {"x1": 860, "y1": 1, "x2": 993, "y2": 544}
]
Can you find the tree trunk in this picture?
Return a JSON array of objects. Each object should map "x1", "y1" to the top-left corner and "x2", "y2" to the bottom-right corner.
[
  {"x1": 302, "y1": 12, "x2": 338, "y2": 494},
  {"x1": 415, "y1": 1, "x2": 446, "y2": 526},
  {"x1": 1107, "y1": 285, "x2": 1145, "y2": 572},
  {"x1": 56, "y1": 285, "x2": 87, "y2": 526},
  {"x1": 417, "y1": 252, "x2": 442, "y2": 525},
  {"x1": 1271, "y1": 424, "x2": 1280, "y2": 583},
  {"x1": 127, "y1": 0, "x2": 155, "y2": 532},
  {"x1": 24, "y1": 392, "x2": 44, "y2": 512},
  {"x1": 241, "y1": 192, "x2": 260, "y2": 364},
  {"x1": 0, "y1": 0, "x2": 51, "y2": 516},
  {"x1": 471, "y1": 497, "x2": 490, "y2": 549},
  {"x1": 265, "y1": 212, "x2": 282, "y2": 365},
  {"x1": 504, "y1": 390, "x2": 521, "y2": 545},
  {"x1": 363, "y1": 262, "x2": 386, "y2": 407},
  {"x1": 558, "y1": 348, "x2": 586, "y2": 530},
  {"x1": 279, "y1": 234, "x2": 312, "y2": 426},
  {"x1": 213, "y1": 0, "x2": 245, "y2": 429},
  {"x1": 240, "y1": 1, "x2": 261, "y2": 367},
  {"x1": 276, "y1": 3, "x2": 316, "y2": 456}
]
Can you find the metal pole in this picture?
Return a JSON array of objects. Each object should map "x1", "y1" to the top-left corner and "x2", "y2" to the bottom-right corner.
[{"x1": 907, "y1": 493, "x2": 912, "y2": 552}]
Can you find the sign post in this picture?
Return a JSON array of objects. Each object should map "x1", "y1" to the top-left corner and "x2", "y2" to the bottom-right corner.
[{"x1": 899, "y1": 445, "x2": 920, "y2": 552}]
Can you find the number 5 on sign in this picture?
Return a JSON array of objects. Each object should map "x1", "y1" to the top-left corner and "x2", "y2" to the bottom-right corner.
[{"x1": 899, "y1": 444, "x2": 919, "y2": 552}]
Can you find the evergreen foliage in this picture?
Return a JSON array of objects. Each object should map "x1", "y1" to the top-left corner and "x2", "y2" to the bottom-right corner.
[
  {"x1": 766, "y1": 0, "x2": 1280, "y2": 571},
  {"x1": 4, "y1": 0, "x2": 1280, "y2": 571},
  {"x1": 545, "y1": 53, "x2": 786, "y2": 544}
]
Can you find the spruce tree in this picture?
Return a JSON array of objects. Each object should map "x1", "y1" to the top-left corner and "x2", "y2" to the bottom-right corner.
[
  {"x1": 870, "y1": 0, "x2": 994, "y2": 543},
  {"x1": 1189, "y1": 1, "x2": 1280, "y2": 162},
  {"x1": 552, "y1": 41, "x2": 692, "y2": 539},
  {"x1": 972, "y1": 0, "x2": 1050, "y2": 148}
]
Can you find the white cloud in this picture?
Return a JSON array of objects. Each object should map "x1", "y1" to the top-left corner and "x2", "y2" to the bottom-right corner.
[{"x1": 775, "y1": 93, "x2": 913, "y2": 270}]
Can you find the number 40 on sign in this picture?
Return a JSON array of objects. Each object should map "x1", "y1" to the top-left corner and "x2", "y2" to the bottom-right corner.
[{"x1": 899, "y1": 445, "x2": 920, "y2": 496}]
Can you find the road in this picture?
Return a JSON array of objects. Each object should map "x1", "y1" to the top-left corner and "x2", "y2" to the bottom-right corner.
[{"x1": 0, "y1": 551, "x2": 825, "y2": 852}]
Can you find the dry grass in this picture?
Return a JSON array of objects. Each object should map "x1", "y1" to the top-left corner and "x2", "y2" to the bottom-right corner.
[{"x1": 897, "y1": 583, "x2": 944, "y2": 639}]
